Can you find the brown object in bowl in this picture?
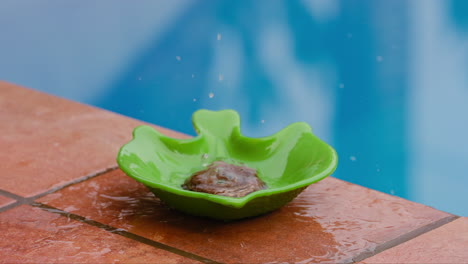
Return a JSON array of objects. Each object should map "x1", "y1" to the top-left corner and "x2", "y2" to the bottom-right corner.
[{"x1": 182, "y1": 161, "x2": 266, "y2": 197}]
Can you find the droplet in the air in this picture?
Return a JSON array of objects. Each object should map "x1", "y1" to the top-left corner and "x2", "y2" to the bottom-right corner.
[
  {"x1": 176, "y1": 56, "x2": 181, "y2": 61},
  {"x1": 217, "y1": 33, "x2": 222, "y2": 41},
  {"x1": 350, "y1": 156, "x2": 357, "y2": 161},
  {"x1": 209, "y1": 92, "x2": 214, "y2": 98},
  {"x1": 218, "y1": 74, "x2": 224, "y2": 82},
  {"x1": 261, "y1": 120, "x2": 265, "y2": 124},
  {"x1": 202, "y1": 153, "x2": 209, "y2": 159},
  {"x1": 193, "y1": 98, "x2": 197, "y2": 102},
  {"x1": 339, "y1": 83, "x2": 344, "y2": 89},
  {"x1": 376, "y1": 56, "x2": 383, "y2": 62}
]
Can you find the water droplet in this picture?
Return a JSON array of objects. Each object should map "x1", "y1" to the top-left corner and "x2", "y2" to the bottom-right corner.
[
  {"x1": 193, "y1": 98, "x2": 197, "y2": 102},
  {"x1": 339, "y1": 83, "x2": 345, "y2": 89},
  {"x1": 376, "y1": 56, "x2": 383, "y2": 62},
  {"x1": 138, "y1": 77, "x2": 142, "y2": 81},
  {"x1": 218, "y1": 74, "x2": 224, "y2": 82},
  {"x1": 63, "y1": 205, "x2": 78, "y2": 212},
  {"x1": 208, "y1": 92, "x2": 214, "y2": 98},
  {"x1": 191, "y1": 74, "x2": 195, "y2": 78},
  {"x1": 217, "y1": 33, "x2": 222, "y2": 41},
  {"x1": 350, "y1": 156, "x2": 357, "y2": 161},
  {"x1": 261, "y1": 120, "x2": 265, "y2": 124},
  {"x1": 376, "y1": 168, "x2": 381, "y2": 172},
  {"x1": 390, "y1": 189, "x2": 395, "y2": 195},
  {"x1": 202, "y1": 153, "x2": 209, "y2": 159},
  {"x1": 176, "y1": 56, "x2": 181, "y2": 61},
  {"x1": 347, "y1": 33, "x2": 353, "y2": 38}
]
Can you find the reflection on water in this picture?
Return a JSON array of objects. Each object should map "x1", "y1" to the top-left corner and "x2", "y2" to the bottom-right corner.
[
  {"x1": 1, "y1": 0, "x2": 467, "y2": 215},
  {"x1": 409, "y1": 0, "x2": 468, "y2": 215}
]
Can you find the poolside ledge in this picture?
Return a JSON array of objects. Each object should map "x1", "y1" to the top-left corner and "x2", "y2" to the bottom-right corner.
[{"x1": 0, "y1": 81, "x2": 466, "y2": 263}]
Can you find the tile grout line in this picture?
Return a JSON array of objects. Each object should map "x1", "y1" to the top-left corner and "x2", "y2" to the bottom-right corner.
[
  {"x1": 0, "y1": 189, "x2": 26, "y2": 201},
  {"x1": 0, "y1": 201, "x2": 24, "y2": 213},
  {"x1": 1, "y1": 165, "x2": 458, "y2": 264},
  {"x1": 347, "y1": 214, "x2": 460, "y2": 263},
  {"x1": 30, "y1": 165, "x2": 120, "y2": 201},
  {"x1": 0, "y1": 189, "x2": 28, "y2": 213},
  {"x1": 1, "y1": 166, "x2": 224, "y2": 263},
  {"x1": 31, "y1": 202, "x2": 224, "y2": 264},
  {"x1": 0, "y1": 166, "x2": 119, "y2": 212}
]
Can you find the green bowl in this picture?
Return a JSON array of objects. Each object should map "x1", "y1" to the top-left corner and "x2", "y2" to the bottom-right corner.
[{"x1": 117, "y1": 109, "x2": 338, "y2": 220}]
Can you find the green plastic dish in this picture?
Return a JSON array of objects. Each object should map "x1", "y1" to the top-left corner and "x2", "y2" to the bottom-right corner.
[{"x1": 117, "y1": 109, "x2": 338, "y2": 220}]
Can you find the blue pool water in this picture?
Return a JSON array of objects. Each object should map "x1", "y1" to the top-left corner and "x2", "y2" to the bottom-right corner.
[{"x1": 1, "y1": 0, "x2": 467, "y2": 216}]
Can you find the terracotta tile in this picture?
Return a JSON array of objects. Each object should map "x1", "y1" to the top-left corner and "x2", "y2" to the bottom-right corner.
[
  {"x1": 38, "y1": 169, "x2": 452, "y2": 263},
  {"x1": 0, "y1": 195, "x2": 15, "y2": 208},
  {"x1": 0, "y1": 205, "x2": 198, "y2": 263},
  {"x1": 361, "y1": 217, "x2": 468, "y2": 263},
  {"x1": 0, "y1": 81, "x2": 188, "y2": 197}
]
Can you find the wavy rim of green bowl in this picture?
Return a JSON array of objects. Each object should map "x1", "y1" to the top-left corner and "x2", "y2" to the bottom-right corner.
[{"x1": 117, "y1": 110, "x2": 338, "y2": 209}]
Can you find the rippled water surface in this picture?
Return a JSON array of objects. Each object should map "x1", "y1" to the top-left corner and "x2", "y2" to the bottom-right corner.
[{"x1": 1, "y1": 0, "x2": 467, "y2": 215}]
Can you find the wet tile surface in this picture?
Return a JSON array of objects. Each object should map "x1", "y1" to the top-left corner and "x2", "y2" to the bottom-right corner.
[
  {"x1": 0, "y1": 82, "x2": 188, "y2": 197},
  {"x1": 39, "y1": 169, "x2": 453, "y2": 263},
  {"x1": 0, "y1": 195, "x2": 15, "y2": 208},
  {"x1": 0, "y1": 205, "x2": 198, "y2": 263},
  {"x1": 361, "y1": 217, "x2": 468, "y2": 263}
]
